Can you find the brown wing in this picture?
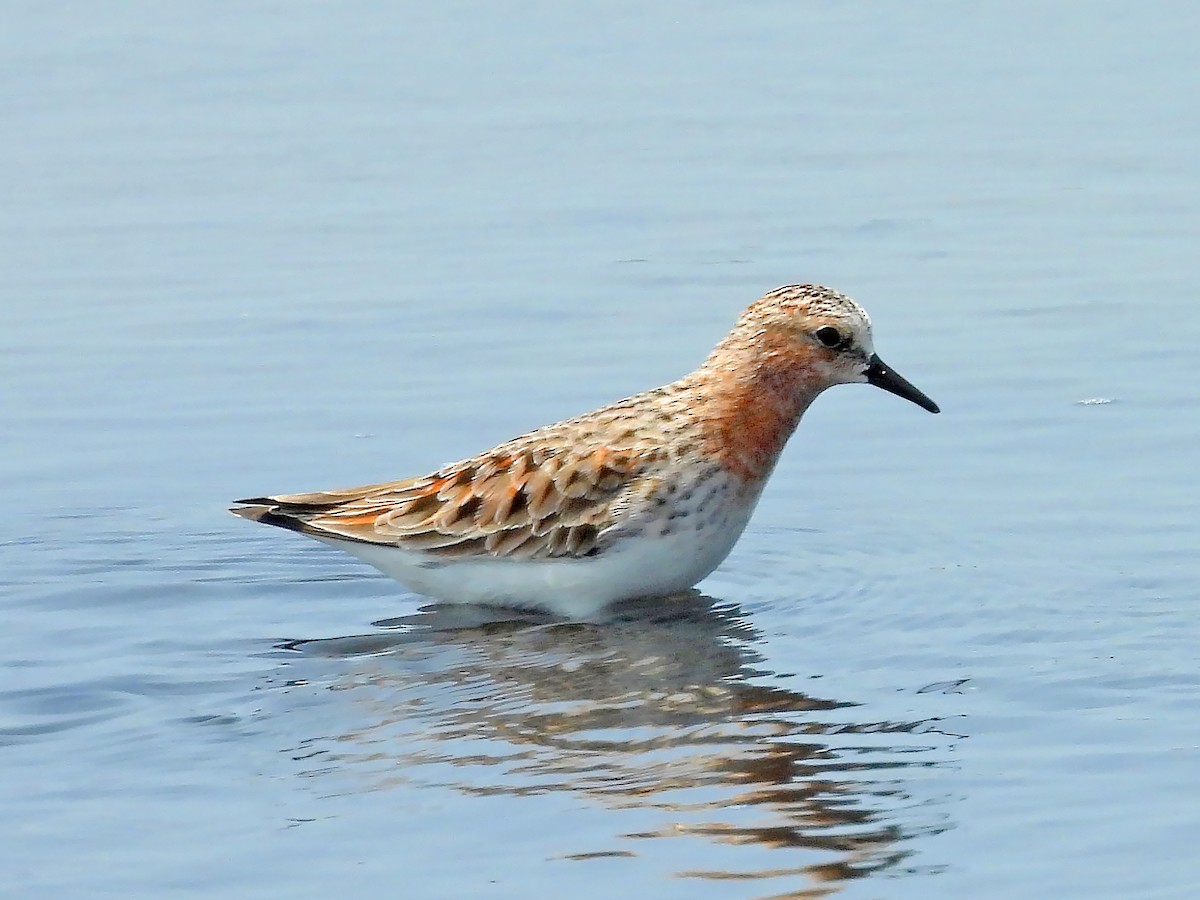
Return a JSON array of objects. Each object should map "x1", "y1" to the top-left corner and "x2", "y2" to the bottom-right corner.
[{"x1": 232, "y1": 445, "x2": 656, "y2": 560}]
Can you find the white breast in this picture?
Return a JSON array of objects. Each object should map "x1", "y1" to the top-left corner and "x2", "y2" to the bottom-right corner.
[{"x1": 319, "y1": 471, "x2": 761, "y2": 618}]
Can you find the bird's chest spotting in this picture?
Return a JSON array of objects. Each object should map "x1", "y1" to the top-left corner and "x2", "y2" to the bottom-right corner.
[
  {"x1": 613, "y1": 464, "x2": 759, "y2": 560},
  {"x1": 597, "y1": 466, "x2": 760, "y2": 596}
]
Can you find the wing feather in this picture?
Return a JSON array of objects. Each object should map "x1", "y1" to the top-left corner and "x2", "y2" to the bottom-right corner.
[{"x1": 232, "y1": 443, "x2": 654, "y2": 560}]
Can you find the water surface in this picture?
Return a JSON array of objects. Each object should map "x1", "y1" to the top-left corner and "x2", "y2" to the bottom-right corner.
[{"x1": 3, "y1": 2, "x2": 1199, "y2": 897}]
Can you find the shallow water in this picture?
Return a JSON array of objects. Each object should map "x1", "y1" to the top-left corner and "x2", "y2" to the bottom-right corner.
[{"x1": 4, "y1": 2, "x2": 1199, "y2": 897}]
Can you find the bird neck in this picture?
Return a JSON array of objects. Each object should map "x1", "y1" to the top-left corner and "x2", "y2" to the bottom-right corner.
[{"x1": 693, "y1": 331, "x2": 825, "y2": 482}]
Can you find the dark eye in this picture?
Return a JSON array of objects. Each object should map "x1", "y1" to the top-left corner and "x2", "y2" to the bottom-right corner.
[{"x1": 814, "y1": 326, "x2": 845, "y2": 349}]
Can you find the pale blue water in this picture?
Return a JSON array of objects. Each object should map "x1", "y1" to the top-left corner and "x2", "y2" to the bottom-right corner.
[{"x1": 3, "y1": 3, "x2": 1199, "y2": 898}]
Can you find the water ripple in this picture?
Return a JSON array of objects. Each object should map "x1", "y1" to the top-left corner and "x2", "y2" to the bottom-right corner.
[{"x1": 263, "y1": 594, "x2": 958, "y2": 897}]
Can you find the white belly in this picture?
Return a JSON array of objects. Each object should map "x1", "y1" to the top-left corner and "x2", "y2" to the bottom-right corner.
[{"x1": 318, "y1": 494, "x2": 757, "y2": 619}]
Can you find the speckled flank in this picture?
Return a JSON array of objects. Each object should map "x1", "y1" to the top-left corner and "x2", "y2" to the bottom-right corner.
[{"x1": 231, "y1": 284, "x2": 934, "y2": 611}]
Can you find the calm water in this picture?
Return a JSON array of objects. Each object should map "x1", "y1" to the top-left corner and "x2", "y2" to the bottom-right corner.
[{"x1": 4, "y1": 2, "x2": 1199, "y2": 897}]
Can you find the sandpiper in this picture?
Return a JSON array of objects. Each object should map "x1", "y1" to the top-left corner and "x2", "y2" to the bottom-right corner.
[{"x1": 232, "y1": 284, "x2": 938, "y2": 617}]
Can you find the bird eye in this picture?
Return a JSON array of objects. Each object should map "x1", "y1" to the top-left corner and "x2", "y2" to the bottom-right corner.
[{"x1": 814, "y1": 326, "x2": 845, "y2": 349}]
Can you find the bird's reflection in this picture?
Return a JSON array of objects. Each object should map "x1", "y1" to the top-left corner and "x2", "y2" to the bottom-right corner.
[{"x1": 272, "y1": 593, "x2": 954, "y2": 896}]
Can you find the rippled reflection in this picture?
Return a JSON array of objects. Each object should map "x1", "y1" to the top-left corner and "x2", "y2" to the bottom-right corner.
[{"x1": 272, "y1": 594, "x2": 955, "y2": 896}]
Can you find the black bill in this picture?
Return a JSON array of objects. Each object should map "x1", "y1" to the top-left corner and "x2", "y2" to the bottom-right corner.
[{"x1": 865, "y1": 354, "x2": 940, "y2": 414}]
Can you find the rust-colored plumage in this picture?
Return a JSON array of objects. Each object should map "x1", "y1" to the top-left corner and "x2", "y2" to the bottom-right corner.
[
  {"x1": 233, "y1": 403, "x2": 696, "y2": 561},
  {"x1": 232, "y1": 284, "x2": 938, "y2": 612}
]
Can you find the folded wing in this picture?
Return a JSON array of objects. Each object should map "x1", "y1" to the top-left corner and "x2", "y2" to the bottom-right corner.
[{"x1": 232, "y1": 445, "x2": 657, "y2": 561}]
